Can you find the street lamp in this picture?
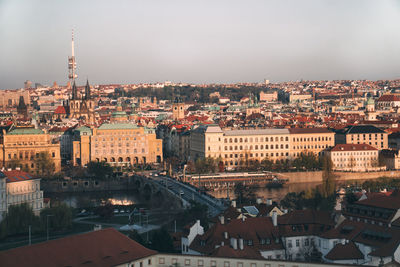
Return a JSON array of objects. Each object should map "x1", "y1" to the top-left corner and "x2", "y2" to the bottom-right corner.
[{"x1": 46, "y1": 214, "x2": 54, "y2": 241}]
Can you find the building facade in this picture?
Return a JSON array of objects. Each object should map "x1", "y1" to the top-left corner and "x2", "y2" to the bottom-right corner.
[
  {"x1": 335, "y1": 125, "x2": 388, "y2": 150},
  {"x1": 327, "y1": 144, "x2": 380, "y2": 172},
  {"x1": 0, "y1": 169, "x2": 44, "y2": 221},
  {"x1": 190, "y1": 125, "x2": 335, "y2": 170},
  {"x1": 0, "y1": 127, "x2": 61, "y2": 173},
  {"x1": 69, "y1": 80, "x2": 95, "y2": 124},
  {"x1": 73, "y1": 123, "x2": 163, "y2": 167}
]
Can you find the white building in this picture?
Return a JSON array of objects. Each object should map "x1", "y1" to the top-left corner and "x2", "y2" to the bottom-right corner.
[
  {"x1": 327, "y1": 144, "x2": 382, "y2": 172},
  {"x1": 0, "y1": 169, "x2": 44, "y2": 220}
]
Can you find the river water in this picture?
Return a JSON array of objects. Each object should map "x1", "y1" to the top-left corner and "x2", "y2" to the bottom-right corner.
[
  {"x1": 208, "y1": 182, "x2": 322, "y2": 202},
  {"x1": 46, "y1": 182, "x2": 321, "y2": 209}
]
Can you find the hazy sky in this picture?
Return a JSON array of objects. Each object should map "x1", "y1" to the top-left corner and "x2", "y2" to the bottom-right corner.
[{"x1": 1, "y1": 0, "x2": 400, "y2": 89}]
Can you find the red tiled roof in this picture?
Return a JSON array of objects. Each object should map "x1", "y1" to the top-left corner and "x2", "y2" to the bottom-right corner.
[
  {"x1": 0, "y1": 228, "x2": 157, "y2": 267},
  {"x1": 325, "y1": 241, "x2": 364, "y2": 260},
  {"x1": 54, "y1": 105, "x2": 68, "y2": 114},
  {"x1": 330, "y1": 144, "x2": 377, "y2": 152},
  {"x1": 377, "y1": 95, "x2": 400, "y2": 102},
  {"x1": 2, "y1": 170, "x2": 36, "y2": 183}
]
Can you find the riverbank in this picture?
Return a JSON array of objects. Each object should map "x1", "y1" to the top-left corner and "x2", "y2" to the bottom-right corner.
[{"x1": 280, "y1": 170, "x2": 400, "y2": 184}]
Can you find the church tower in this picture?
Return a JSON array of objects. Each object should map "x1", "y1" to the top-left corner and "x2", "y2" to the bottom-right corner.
[{"x1": 172, "y1": 96, "x2": 185, "y2": 121}]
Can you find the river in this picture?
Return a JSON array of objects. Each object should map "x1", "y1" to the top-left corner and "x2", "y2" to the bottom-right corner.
[
  {"x1": 208, "y1": 182, "x2": 322, "y2": 202},
  {"x1": 46, "y1": 182, "x2": 322, "y2": 209}
]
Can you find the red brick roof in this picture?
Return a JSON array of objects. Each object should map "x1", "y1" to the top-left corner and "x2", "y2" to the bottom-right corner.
[
  {"x1": 2, "y1": 170, "x2": 36, "y2": 183},
  {"x1": 0, "y1": 228, "x2": 156, "y2": 267},
  {"x1": 330, "y1": 144, "x2": 377, "y2": 152},
  {"x1": 325, "y1": 241, "x2": 364, "y2": 260},
  {"x1": 377, "y1": 95, "x2": 400, "y2": 102},
  {"x1": 54, "y1": 105, "x2": 68, "y2": 114}
]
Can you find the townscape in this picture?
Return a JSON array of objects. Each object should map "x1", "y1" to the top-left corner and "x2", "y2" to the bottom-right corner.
[{"x1": 1, "y1": 1, "x2": 400, "y2": 267}]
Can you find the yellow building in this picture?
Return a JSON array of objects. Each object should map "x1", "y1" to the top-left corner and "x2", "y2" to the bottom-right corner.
[
  {"x1": 288, "y1": 128, "x2": 335, "y2": 158},
  {"x1": 0, "y1": 127, "x2": 61, "y2": 173},
  {"x1": 190, "y1": 125, "x2": 335, "y2": 170},
  {"x1": 73, "y1": 123, "x2": 163, "y2": 167},
  {"x1": 172, "y1": 97, "x2": 185, "y2": 121}
]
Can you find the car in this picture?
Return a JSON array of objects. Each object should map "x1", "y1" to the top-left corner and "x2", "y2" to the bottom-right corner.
[{"x1": 180, "y1": 190, "x2": 184, "y2": 195}]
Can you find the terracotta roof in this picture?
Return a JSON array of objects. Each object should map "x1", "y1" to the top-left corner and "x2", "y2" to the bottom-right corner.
[
  {"x1": 210, "y1": 245, "x2": 264, "y2": 260},
  {"x1": 54, "y1": 105, "x2": 68, "y2": 114},
  {"x1": 0, "y1": 228, "x2": 157, "y2": 267},
  {"x1": 377, "y1": 95, "x2": 400, "y2": 102},
  {"x1": 355, "y1": 190, "x2": 400, "y2": 210},
  {"x1": 325, "y1": 241, "x2": 364, "y2": 260},
  {"x1": 1, "y1": 170, "x2": 36, "y2": 183},
  {"x1": 330, "y1": 144, "x2": 377, "y2": 152}
]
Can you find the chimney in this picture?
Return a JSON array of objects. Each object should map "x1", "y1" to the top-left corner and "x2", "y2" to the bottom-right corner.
[
  {"x1": 239, "y1": 238, "x2": 244, "y2": 250},
  {"x1": 231, "y1": 200, "x2": 236, "y2": 208},
  {"x1": 220, "y1": 216, "x2": 225, "y2": 225},
  {"x1": 272, "y1": 211, "x2": 278, "y2": 227},
  {"x1": 256, "y1": 198, "x2": 263, "y2": 204},
  {"x1": 242, "y1": 216, "x2": 246, "y2": 222},
  {"x1": 224, "y1": 231, "x2": 228, "y2": 239},
  {"x1": 266, "y1": 198, "x2": 272, "y2": 206},
  {"x1": 230, "y1": 238, "x2": 237, "y2": 250}
]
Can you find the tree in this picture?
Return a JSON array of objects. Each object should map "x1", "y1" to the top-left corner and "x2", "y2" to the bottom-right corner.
[
  {"x1": 149, "y1": 228, "x2": 174, "y2": 253},
  {"x1": 128, "y1": 229, "x2": 146, "y2": 246},
  {"x1": 87, "y1": 161, "x2": 113, "y2": 179},
  {"x1": 321, "y1": 156, "x2": 336, "y2": 198},
  {"x1": 234, "y1": 182, "x2": 257, "y2": 205},
  {"x1": 34, "y1": 151, "x2": 55, "y2": 177},
  {"x1": 96, "y1": 202, "x2": 114, "y2": 219},
  {"x1": 0, "y1": 203, "x2": 40, "y2": 239},
  {"x1": 179, "y1": 201, "x2": 209, "y2": 230},
  {"x1": 40, "y1": 202, "x2": 73, "y2": 231}
]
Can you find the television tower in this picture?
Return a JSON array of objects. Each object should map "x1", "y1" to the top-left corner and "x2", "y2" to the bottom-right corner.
[{"x1": 68, "y1": 29, "x2": 77, "y2": 84}]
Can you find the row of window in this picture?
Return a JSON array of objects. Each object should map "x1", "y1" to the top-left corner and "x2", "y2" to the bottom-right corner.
[
  {"x1": 350, "y1": 133, "x2": 385, "y2": 140},
  {"x1": 94, "y1": 148, "x2": 147, "y2": 155},
  {"x1": 223, "y1": 144, "x2": 289, "y2": 151},
  {"x1": 7, "y1": 151, "x2": 56, "y2": 160},
  {"x1": 224, "y1": 136, "x2": 289, "y2": 143},
  {"x1": 158, "y1": 257, "x2": 274, "y2": 267},
  {"x1": 223, "y1": 136, "x2": 333, "y2": 144}
]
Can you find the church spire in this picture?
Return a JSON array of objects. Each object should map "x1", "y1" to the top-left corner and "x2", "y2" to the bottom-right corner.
[
  {"x1": 72, "y1": 81, "x2": 77, "y2": 100},
  {"x1": 85, "y1": 79, "x2": 91, "y2": 100}
]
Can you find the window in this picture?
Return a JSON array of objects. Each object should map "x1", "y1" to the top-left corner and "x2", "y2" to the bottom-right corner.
[
  {"x1": 288, "y1": 240, "x2": 292, "y2": 248},
  {"x1": 198, "y1": 259, "x2": 204, "y2": 266},
  {"x1": 159, "y1": 258, "x2": 165, "y2": 264},
  {"x1": 185, "y1": 259, "x2": 191, "y2": 266},
  {"x1": 237, "y1": 263, "x2": 243, "y2": 267},
  {"x1": 211, "y1": 261, "x2": 216, "y2": 267},
  {"x1": 224, "y1": 261, "x2": 230, "y2": 267},
  {"x1": 296, "y1": 239, "x2": 299, "y2": 247},
  {"x1": 148, "y1": 259, "x2": 151, "y2": 265}
]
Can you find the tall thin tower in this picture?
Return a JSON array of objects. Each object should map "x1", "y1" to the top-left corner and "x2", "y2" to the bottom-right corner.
[{"x1": 68, "y1": 29, "x2": 77, "y2": 85}]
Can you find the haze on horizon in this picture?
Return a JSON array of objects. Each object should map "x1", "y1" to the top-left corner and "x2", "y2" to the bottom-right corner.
[{"x1": 1, "y1": 0, "x2": 400, "y2": 89}]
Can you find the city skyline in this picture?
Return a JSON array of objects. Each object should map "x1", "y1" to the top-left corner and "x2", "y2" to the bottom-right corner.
[{"x1": 1, "y1": 0, "x2": 400, "y2": 89}]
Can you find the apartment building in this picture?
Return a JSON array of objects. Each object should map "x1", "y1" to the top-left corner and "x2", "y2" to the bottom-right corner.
[
  {"x1": 335, "y1": 125, "x2": 388, "y2": 150},
  {"x1": 190, "y1": 125, "x2": 335, "y2": 169},
  {"x1": 0, "y1": 169, "x2": 44, "y2": 221},
  {"x1": 0, "y1": 127, "x2": 61, "y2": 173},
  {"x1": 327, "y1": 144, "x2": 381, "y2": 172},
  {"x1": 190, "y1": 125, "x2": 290, "y2": 169},
  {"x1": 288, "y1": 128, "x2": 335, "y2": 158},
  {"x1": 72, "y1": 123, "x2": 163, "y2": 167}
]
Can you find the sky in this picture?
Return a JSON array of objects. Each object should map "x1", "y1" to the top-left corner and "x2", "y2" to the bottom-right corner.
[{"x1": 0, "y1": 0, "x2": 400, "y2": 89}]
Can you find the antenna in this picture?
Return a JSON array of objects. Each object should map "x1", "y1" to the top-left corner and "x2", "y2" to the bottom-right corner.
[{"x1": 68, "y1": 29, "x2": 77, "y2": 82}]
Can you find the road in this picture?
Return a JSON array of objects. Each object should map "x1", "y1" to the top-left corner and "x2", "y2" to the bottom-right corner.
[{"x1": 150, "y1": 174, "x2": 226, "y2": 217}]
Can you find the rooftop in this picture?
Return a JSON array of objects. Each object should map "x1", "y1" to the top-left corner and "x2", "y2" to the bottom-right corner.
[
  {"x1": 98, "y1": 123, "x2": 138, "y2": 130},
  {"x1": 0, "y1": 228, "x2": 157, "y2": 267},
  {"x1": 7, "y1": 128, "x2": 44, "y2": 135}
]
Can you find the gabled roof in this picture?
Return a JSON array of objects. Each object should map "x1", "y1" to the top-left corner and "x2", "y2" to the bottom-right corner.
[
  {"x1": 330, "y1": 144, "x2": 377, "y2": 152},
  {"x1": 342, "y1": 125, "x2": 386, "y2": 134},
  {"x1": 0, "y1": 228, "x2": 156, "y2": 267},
  {"x1": 2, "y1": 170, "x2": 36, "y2": 183},
  {"x1": 325, "y1": 241, "x2": 364, "y2": 260},
  {"x1": 54, "y1": 105, "x2": 68, "y2": 114},
  {"x1": 377, "y1": 95, "x2": 400, "y2": 102}
]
